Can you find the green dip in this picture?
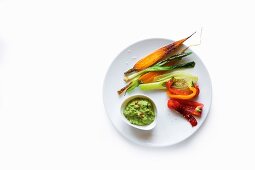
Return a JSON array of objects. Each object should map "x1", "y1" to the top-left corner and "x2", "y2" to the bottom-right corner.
[{"x1": 123, "y1": 98, "x2": 155, "y2": 126}]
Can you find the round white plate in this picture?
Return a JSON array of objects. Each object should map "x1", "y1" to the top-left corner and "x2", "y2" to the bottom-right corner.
[{"x1": 103, "y1": 38, "x2": 212, "y2": 147}]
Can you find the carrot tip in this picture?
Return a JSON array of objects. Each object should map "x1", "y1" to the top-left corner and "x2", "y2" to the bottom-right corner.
[{"x1": 187, "y1": 32, "x2": 196, "y2": 40}]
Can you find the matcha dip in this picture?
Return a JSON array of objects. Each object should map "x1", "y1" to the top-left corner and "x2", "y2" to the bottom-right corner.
[{"x1": 123, "y1": 98, "x2": 155, "y2": 126}]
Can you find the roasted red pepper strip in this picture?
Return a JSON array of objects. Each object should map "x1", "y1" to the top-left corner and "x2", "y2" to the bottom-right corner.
[
  {"x1": 168, "y1": 99, "x2": 198, "y2": 126},
  {"x1": 182, "y1": 105, "x2": 202, "y2": 117},
  {"x1": 174, "y1": 99, "x2": 203, "y2": 116},
  {"x1": 168, "y1": 99, "x2": 203, "y2": 117},
  {"x1": 173, "y1": 99, "x2": 204, "y2": 107}
]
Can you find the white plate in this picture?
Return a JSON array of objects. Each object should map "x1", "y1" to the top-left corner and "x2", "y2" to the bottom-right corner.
[{"x1": 103, "y1": 38, "x2": 212, "y2": 147}]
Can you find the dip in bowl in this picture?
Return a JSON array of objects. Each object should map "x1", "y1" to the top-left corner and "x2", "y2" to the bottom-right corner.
[{"x1": 120, "y1": 94, "x2": 157, "y2": 130}]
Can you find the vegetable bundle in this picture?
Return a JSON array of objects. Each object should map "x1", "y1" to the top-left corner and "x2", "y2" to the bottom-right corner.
[
  {"x1": 124, "y1": 32, "x2": 196, "y2": 74},
  {"x1": 118, "y1": 33, "x2": 205, "y2": 127}
]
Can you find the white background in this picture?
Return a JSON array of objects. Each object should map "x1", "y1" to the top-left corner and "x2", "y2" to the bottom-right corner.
[{"x1": 0, "y1": 0, "x2": 254, "y2": 169}]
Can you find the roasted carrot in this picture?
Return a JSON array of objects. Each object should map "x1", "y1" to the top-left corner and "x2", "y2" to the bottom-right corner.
[
  {"x1": 139, "y1": 72, "x2": 161, "y2": 83},
  {"x1": 138, "y1": 53, "x2": 188, "y2": 83},
  {"x1": 124, "y1": 32, "x2": 195, "y2": 75},
  {"x1": 138, "y1": 60, "x2": 185, "y2": 84},
  {"x1": 139, "y1": 72, "x2": 166, "y2": 83}
]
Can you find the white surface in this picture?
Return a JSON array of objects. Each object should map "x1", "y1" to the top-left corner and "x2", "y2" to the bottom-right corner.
[
  {"x1": 103, "y1": 38, "x2": 212, "y2": 146},
  {"x1": 0, "y1": 0, "x2": 255, "y2": 170}
]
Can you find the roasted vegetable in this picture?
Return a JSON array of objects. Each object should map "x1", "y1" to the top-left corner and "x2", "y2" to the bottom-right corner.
[
  {"x1": 168, "y1": 99, "x2": 203, "y2": 117},
  {"x1": 124, "y1": 33, "x2": 196, "y2": 75},
  {"x1": 139, "y1": 72, "x2": 198, "y2": 91},
  {"x1": 118, "y1": 62, "x2": 195, "y2": 95},
  {"x1": 138, "y1": 52, "x2": 192, "y2": 83},
  {"x1": 170, "y1": 99, "x2": 204, "y2": 117},
  {"x1": 125, "y1": 61, "x2": 195, "y2": 82},
  {"x1": 117, "y1": 77, "x2": 139, "y2": 95},
  {"x1": 138, "y1": 72, "x2": 165, "y2": 84},
  {"x1": 166, "y1": 79, "x2": 199, "y2": 100},
  {"x1": 167, "y1": 99, "x2": 197, "y2": 126},
  {"x1": 154, "y1": 52, "x2": 192, "y2": 67}
]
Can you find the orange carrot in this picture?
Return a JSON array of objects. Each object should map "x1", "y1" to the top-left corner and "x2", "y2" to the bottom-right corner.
[
  {"x1": 139, "y1": 72, "x2": 165, "y2": 84},
  {"x1": 138, "y1": 56, "x2": 182, "y2": 83},
  {"x1": 125, "y1": 32, "x2": 195, "y2": 75}
]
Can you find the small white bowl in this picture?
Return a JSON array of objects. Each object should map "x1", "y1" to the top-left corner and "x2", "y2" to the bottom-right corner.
[{"x1": 120, "y1": 94, "x2": 157, "y2": 130}]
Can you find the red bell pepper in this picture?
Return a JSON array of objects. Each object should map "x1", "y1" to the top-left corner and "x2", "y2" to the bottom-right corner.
[
  {"x1": 168, "y1": 99, "x2": 197, "y2": 126},
  {"x1": 167, "y1": 99, "x2": 204, "y2": 127},
  {"x1": 166, "y1": 79, "x2": 200, "y2": 100}
]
